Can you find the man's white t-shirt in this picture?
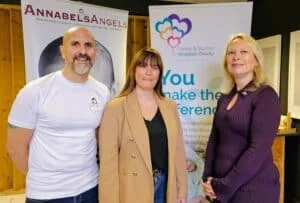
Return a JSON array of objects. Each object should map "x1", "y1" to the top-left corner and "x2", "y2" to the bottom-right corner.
[{"x1": 8, "y1": 71, "x2": 110, "y2": 199}]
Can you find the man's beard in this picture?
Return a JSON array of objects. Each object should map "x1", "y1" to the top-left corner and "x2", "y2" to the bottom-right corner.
[
  {"x1": 72, "y1": 63, "x2": 92, "y2": 75},
  {"x1": 71, "y1": 54, "x2": 93, "y2": 75}
]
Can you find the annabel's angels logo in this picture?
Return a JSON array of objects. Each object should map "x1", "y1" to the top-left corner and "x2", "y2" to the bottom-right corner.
[
  {"x1": 23, "y1": 4, "x2": 127, "y2": 28},
  {"x1": 155, "y1": 14, "x2": 192, "y2": 49}
]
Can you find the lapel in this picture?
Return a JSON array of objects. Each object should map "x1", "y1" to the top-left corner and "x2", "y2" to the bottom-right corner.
[{"x1": 124, "y1": 91, "x2": 152, "y2": 175}]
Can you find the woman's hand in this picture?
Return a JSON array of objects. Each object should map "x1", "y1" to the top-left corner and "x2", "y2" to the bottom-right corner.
[
  {"x1": 203, "y1": 177, "x2": 216, "y2": 200},
  {"x1": 177, "y1": 196, "x2": 187, "y2": 203},
  {"x1": 186, "y1": 159, "x2": 197, "y2": 172}
]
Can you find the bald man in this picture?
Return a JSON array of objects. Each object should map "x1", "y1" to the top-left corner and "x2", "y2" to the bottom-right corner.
[
  {"x1": 7, "y1": 26, "x2": 110, "y2": 203},
  {"x1": 38, "y1": 32, "x2": 115, "y2": 93}
]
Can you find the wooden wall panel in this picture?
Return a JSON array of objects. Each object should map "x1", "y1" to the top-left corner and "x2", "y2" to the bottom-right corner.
[
  {"x1": 0, "y1": 5, "x2": 26, "y2": 192},
  {"x1": 126, "y1": 16, "x2": 149, "y2": 71},
  {"x1": 10, "y1": 8, "x2": 26, "y2": 190},
  {"x1": 272, "y1": 136, "x2": 285, "y2": 203},
  {"x1": 0, "y1": 8, "x2": 13, "y2": 191},
  {"x1": 10, "y1": 8, "x2": 26, "y2": 95}
]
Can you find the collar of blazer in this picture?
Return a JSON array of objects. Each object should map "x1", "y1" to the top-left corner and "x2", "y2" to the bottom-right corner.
[{"x1": 124, "y1": 91, "x2": 175, "y2": 176}]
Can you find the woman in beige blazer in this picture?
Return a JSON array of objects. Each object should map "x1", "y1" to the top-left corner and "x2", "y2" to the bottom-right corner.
[{"x1": 99, "y1": 47, "x2": 187, "y2": 203}]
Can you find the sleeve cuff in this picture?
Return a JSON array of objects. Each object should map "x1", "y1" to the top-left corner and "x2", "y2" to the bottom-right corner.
[{"x1": 211, "y1": 178, "x2": 234, "y2": 202}]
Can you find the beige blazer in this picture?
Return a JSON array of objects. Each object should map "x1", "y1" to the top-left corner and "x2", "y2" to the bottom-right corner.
[{"x1": 99, "y1": 91, "x2": 187, "y2": 203}]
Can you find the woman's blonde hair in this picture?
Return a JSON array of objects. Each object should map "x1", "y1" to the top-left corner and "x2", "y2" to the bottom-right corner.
[
  {"x1": 119, "y1": 47, "x2": 165, "y2": 97},
  {"x1": 221, "y1": 33, "x2": 270, "y2": 94}
]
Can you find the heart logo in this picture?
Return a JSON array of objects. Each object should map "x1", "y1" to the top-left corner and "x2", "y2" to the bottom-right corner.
[
  {"x1": 155, "y1": 18, "x2": 172, "y2": 33},
  {"x1": 159, "y1": 27, "x2": 173, "y2": 40},
  {"x1": 168, "y1": 37, "x2": 181, "y2": 48}
]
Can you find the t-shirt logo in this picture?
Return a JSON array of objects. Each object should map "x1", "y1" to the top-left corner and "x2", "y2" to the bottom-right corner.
[
  {"x1": 92, "y1": 97, "x2": 97, "y2": 104},
  {"x1": 90, "y1": 97, "x2": 102, "y2": 113}
]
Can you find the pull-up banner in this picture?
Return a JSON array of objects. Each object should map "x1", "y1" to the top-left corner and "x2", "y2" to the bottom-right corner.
[
  {"x1": 149, "y1": 3, "x2": 252, "y2": 201},
  {"x1": 21, "y1": 0, "x2": 128, "y2": 95}
]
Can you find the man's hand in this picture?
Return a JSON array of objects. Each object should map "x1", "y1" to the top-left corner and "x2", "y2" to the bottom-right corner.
[{"x1": 7, "y1": 124, "x2": 34, "y2": 174}]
